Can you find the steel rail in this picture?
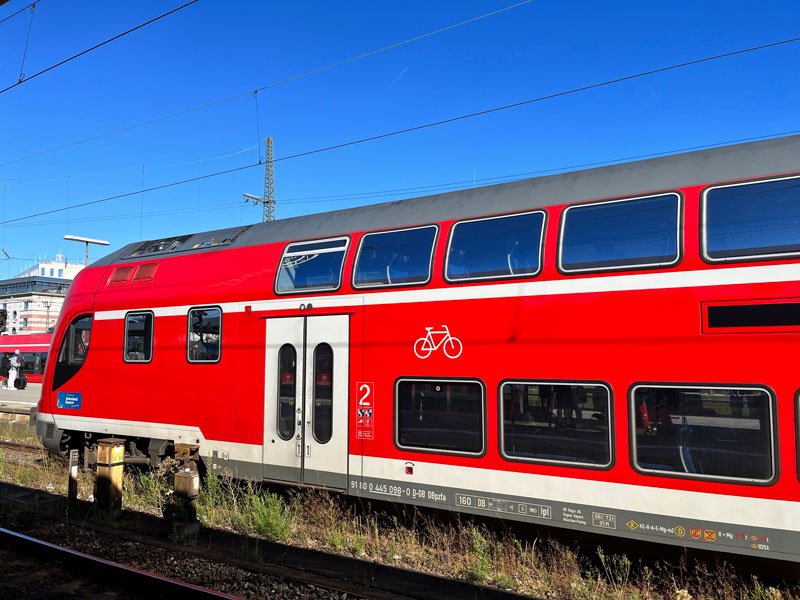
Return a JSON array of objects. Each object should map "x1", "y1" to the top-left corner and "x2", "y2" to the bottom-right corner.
[{"x1": 0, "y1": 526, "x2": 236, "y2": 599}]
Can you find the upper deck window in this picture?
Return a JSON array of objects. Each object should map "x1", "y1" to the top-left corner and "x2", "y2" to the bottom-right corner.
[
  {"x1": 703, "y1": 176, "x2": 800, "y2": 262},
  {"x1": 124, "y1": 311, "x2": 153, "y2": 363},
  {"x1": 187, "y1": 307, "x2": 221, "y2": 363},
  {"x1": 276, "y1": 237, "x2": 348, "y2": 294},
  {"x1": 353, "y1": 226, "x2": 437, "y2": 288},
  {"x1": 446, "y1": 211, "x2": 545, "y2": 282},
  {"x1": 560, "y1": 193, "x2": 681, "y2": 273}
]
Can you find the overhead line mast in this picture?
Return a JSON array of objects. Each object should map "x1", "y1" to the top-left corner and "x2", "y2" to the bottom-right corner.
[{"x1": 243, "y1": 137, "x2": 276, "y2": 222}]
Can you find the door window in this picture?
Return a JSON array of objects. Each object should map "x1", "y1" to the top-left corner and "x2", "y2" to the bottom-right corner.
[
  {"x1": 312, "y1": 343, "x2": 334, "y2": 443},
  {"x1": 277, "y1": 344, "x2": 297, "y2": 441}
]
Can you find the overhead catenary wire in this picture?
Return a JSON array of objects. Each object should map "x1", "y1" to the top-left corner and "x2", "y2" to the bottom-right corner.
[
  {"x1": 0, "y1": 0, "x2": 533, "y2": 169},
  {"x1": 0, "y1": 0, "x2": 199, "y2": 96},
  {"x1": 2, "y1": 34, "x2": 800, "y2": 227},
  {"x1": 0, "y1": 0, "x2": 38, "y2": 27}
]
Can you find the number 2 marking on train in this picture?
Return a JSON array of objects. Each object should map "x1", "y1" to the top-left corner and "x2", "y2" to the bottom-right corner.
[{"x1": 358, "y1": 382, "x2": 373, "y2": 406}]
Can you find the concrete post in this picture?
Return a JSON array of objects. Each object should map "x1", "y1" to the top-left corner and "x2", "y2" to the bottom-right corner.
[{"x1": 95, "y1": 438, "x2": 125, "y2": 517}]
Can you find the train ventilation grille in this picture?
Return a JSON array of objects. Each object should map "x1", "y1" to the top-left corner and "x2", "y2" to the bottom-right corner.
[
  {"x1": 107, "y1": 266, "x2": 135, "y2": 285},
  {"x1": 132, "y1": 263, "x2": 158, "y2": 282}
]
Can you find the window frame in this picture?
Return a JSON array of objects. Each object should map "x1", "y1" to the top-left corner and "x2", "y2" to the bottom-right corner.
[
  {"x1": 498, "y1": 379, "x2": 614, "y2": 470},
  {"x1": 394, "y1": 377, "x2": 486, "y2": 458},
  {"x1": 629, "y1": 382, "x2": 778, "y2": 485},
  {"x1": 352, "y1": 225, "x2": 438, "y2": 290},
  {"x1": 123, "y1": 310, "x2": 154, "y2": 364},
  {"x1": 186, "y1": 305, "x2": 222, "y2": 364},
  {"x1": 444, "y1": 210, "x2": 547, "y2": 284},
  {"x1": 274, "y1": 236, "x2": 350, "y2": 295},
  {"x1": 557, "y1": 192, "x2": 683, "y2": 275},
  {"x1": 276, "y1": 343, "x2": 297, "y2": 442},
  {"x1": 701, "y1": 174, "x2": 800, "y2": 264}
]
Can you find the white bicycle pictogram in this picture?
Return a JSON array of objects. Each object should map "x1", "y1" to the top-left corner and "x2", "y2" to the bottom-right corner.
[{"x1": 413, "y1": 325, "x2": 463, "y2": 359}]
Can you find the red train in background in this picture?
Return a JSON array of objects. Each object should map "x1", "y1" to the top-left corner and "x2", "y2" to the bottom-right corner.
[
  {"x1": 0, "y1": 333, "x2": 51, "y2": 383},
  {"x1": 32, "y1": 134, "x2": 800, "y2": 561}
]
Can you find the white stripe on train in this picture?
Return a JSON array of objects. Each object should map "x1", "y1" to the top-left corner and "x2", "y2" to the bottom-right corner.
[{"x1": 93, "y1": 261, "x2": 800, "y2": 321}]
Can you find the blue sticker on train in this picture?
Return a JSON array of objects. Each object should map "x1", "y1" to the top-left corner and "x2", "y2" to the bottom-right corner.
[{"x1": 57, "y1": 392, "x2": 82, "y2": 410}]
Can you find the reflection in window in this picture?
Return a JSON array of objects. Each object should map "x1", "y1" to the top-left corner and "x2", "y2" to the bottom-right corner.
[
  {"x1": 501, "y1": 383, "x2": 611, "y2": 466},
  {"x1": 313, "y1": 344, "x2": 333, "y2": 444},
  {"x1": 396, "y1": 380, "x2": 483, "y2": 454},
  {"x1": 705, "y1": 177, "x2": 800, "y2": 261},
  {"x1": 21, "y1": 352, "x2": 47, "y2": 374},
  {"x1": 354, "y1": 226, "x2": 436, "y2": 287},
  {"x1": 57, "y1": 314, "x2": 93, "y2": 366},
  {"x1": 633, "y1": 386, "x2": 773, "y2": 482},
  {"x1": 561, "y1": 194, "x2": 680, "y2": 272},
  {"x1": 276, "y1": 238, "x2": 348, "y2": 293},
  {"x1": 187, "y1": 307, "x2": 221, "y2": 363},
  {"x1": 277, "y1": 344, "x2": 296, "y2": 441},
  {"x1": 447, "y1": 212, "x2": 544, "y2": 281},
  {"x1": 125, "y1": 312, "x2": 153, "y2": 362}
]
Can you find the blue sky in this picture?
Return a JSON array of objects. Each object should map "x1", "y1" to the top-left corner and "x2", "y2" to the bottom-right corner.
[{"x1": 0, "y1": 0, "x2": 798, "y2": 273}]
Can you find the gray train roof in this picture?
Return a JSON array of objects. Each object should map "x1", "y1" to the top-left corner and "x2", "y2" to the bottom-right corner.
[{"x1": 93, "y1": 133, "x2": 800, "y2": 268}]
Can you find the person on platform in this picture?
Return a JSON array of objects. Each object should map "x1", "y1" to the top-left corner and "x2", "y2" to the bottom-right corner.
[
  {"x1": 0, "y1": 353, "x2": 9, "y2": 389},
  {"x1": 7, "y1": 349, "x2": 22, "y2": 391}
]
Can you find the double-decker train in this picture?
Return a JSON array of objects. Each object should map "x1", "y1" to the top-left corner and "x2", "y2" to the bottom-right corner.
[{"x1": 33, "y1": 134, "x2": 800, "y2": 561}]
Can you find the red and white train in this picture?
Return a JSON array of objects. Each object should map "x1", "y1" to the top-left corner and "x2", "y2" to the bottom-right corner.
[
  {"x1": 0, "y1": 332, "x2": 51, "y2": 383},
  {"x1": 34, "y1": 135, "x2": 800, "y2": 561}
]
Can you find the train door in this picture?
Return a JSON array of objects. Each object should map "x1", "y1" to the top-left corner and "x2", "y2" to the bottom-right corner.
[{"x1": 263, "y1": 314, "x2": 349, "y2": 489}]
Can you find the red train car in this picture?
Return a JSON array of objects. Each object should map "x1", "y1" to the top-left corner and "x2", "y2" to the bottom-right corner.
[
  {"x1": 0, "y1": 333, "x2": 51, "y2": 383},
  {"x1": 34, "y1": 135, "x2": 800, "y2": 561}
]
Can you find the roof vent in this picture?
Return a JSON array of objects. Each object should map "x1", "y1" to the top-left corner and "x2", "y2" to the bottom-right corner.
[
  {"x1": 108, "y1": 266, "x2": 135, "y2": 285},
  {"x1": 132, "y1": 263, "x2": 159, "y2": 282}
]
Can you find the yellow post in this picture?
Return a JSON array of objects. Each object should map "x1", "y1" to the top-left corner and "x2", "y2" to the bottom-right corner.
[{"x1": 95, "y1": 438, "x2": 125, "y2": 517}]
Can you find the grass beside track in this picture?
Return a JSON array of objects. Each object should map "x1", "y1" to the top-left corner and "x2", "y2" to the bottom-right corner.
[{"x1": 0, "y1": 422, "x2": 797, "y2": 600}]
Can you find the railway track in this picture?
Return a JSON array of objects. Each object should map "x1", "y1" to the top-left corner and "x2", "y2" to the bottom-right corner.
[{"x1": 0, "y1": 526, "x2": 235, "y2": 599}]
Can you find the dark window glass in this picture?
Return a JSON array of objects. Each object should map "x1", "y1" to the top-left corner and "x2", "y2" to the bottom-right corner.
[
  {"x1": 187, "y1": 308, "x2": 221, "y2": 363},
  {"x1": 276, "y1": 238, "x2": 348, "y2": 293},
  {"x1": 447, "y1": 212, "x2": 544, "y2": 281},
  {"x1": 396, "y1": 380, "x2": 483, "y2": 454},
  {"x1": 20, "y1": 352, "x2": 47, "y2": 374},
  {"x1": 312, "y1": 344, "x2": 333, "y2": 444},
  {"x1": 501, "y1": 383, "x2": 611, "y2": 466},
  {"x1": 57, "y1": 314, "x2": 92, "y2": 366},
  {"x1": 277, "y1": 344, "x2": 296, "y2": 441},
  {"x1": 705, "y1": 177, "x2": 800, "y2": 260},
  {"x1": 561, "y1": 194, "x2": 680, "y2": 271},
  {"x1": 633, "y1": 386, "x2": 773, "y2": 481},
  {"x1": 124, "y1": 312, "x2": 153, "y2": 362},
  {"x1": 53, "y1": 314, "x2": 92, "y2": 390},
  {"x1": 354, "y1": 226, "x2": 436, "y2": 287}
]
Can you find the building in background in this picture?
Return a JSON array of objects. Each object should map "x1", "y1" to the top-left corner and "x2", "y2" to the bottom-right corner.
[{"x1": 0, "y1": 253, "x2": 84, "y2": 335}]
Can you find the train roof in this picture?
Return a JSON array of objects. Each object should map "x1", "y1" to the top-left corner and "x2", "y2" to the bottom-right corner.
[{"x1": 93, "y1": 133, "x2": 800, "y2": 268}]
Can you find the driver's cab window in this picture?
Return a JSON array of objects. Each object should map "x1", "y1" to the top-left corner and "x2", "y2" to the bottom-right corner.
[{"x1": 58, "y1": 314, "x2": 93, "y2": 366}]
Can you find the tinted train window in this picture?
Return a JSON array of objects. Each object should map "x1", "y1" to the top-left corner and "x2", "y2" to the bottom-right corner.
[
  {"x1": 124, "y1": 312, "x2": 153, "y2": 363},
  {"x1": 560, "y1": 193, "x2": 680, "y2": 272},
  {"x1": 312, "y1": 343, "x2": 333, "y2": 444},
  {"x1": 446, "y1": 212, "x2": 545, "y2": 281},
  {"x1": 21, "y1": 352, "x2": 47, "y2": 374},
  {"x1": 53, "y1": 314, "x2": 92, "y2": 390},
  {"x1": 396, "y1": 380, "x2": 484, "y2": 455},
  {"x1": 276, "y1": 237, "x2": 348, "y2": 293},
  {"x1": 277, "y1": 344, "x2": 296, "y2": 441},
  {"x1": 58, "y1": 314, "x2": 92, "y2": 366},
  {"x1": 187, "y1": 307, "x2": 221, "y2": 363},
  {"x1": 704, "y1": 176, "x2": 800, "y2": 261},
  {"x1": 632, "y1": 385, "x2": 774, "y2": 482},
  {"x1": 354, "y1": 226, "x2": 437, "y2": 288},
  {"x1": 501, "y1": 382, "x2": 611, "y2": 467}
]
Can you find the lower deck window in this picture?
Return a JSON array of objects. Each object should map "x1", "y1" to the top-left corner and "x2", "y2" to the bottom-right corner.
[
  {"x1": 396, "y1": 380, "x2": 484, "y2": 455},
  {"x1": 632, "y1": 385, "x2": 774, "y2": 482},
  {"x1": 501, "y1": 382, "x2": 611, "y2": 467}
]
